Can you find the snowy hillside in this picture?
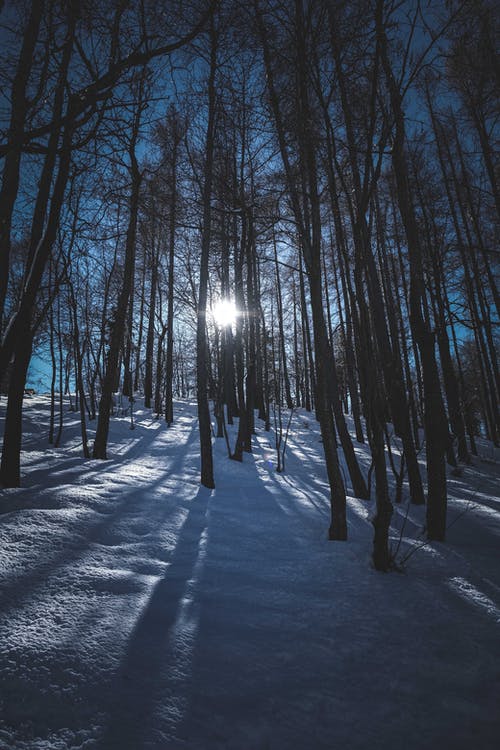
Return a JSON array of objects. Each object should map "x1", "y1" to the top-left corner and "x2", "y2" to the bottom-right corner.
[{"x1": 0, "y1": 397, "x2": 499, "y2": 749}]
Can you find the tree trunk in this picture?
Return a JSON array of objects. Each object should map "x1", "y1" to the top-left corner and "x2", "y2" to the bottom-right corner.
[
  {"x1": 196, "y1": 14, "x2": 217, "y2": 488},
  {"x1": 93, "y1": 101, "x2": 143, "y2": 459},
  {"x1": 0, "y1": 8, "x2": 77, "y2": 486},
  {"x1": 0, "y1": 0, "x2": 45, "y2": 329},
  {"x1": 273, "y1": 230, "x2": 293, "y2": 409},
  {"x1": 165, "y1": 131, "x2": 179, "y2": 426},
  {"x1": 0, "y1": 323, "x2": 32, "y2": 487},
  {"x1": 144, "y1": 241, "x2": 158, "y2": 409}
]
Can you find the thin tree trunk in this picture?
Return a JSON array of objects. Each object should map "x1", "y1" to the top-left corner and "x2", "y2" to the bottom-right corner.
[
  {"x1": 69, "y1": 280, "x2": 90, "y2": 458},
  {"x1": 144, "y1": 240, "x2": 158, "y2": 409},
  {"x1": 273, "y1": 230, "x2": 293, "y2": 409},
  {"x1": 93, "y1": 95, "x2": 143, "y2": 459},
  {"x1": 134, "y1": 254, "x2": 147, "y2": 393},
  {"x1": 165, "y1": 131, "x2": 179, "y2": 426},
  {"x1": 196, "y1": 13, "x2": 218, "y2": 488}
]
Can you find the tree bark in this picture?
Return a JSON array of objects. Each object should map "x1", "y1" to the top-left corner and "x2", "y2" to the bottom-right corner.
[
  {"x1": 0, "y1": 0, "x2": 45, "y2": 329},
  {"x1": 196, "y1": 12, "x2": 218, "y2": 488},
  {"x1": 93, "y1": 98, "x2": 143, "y2": 459}
]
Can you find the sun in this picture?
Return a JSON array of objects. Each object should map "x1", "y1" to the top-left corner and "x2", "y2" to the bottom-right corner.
[{"x1": 212, "y1": 299, "x2": 238, "y2": 327}]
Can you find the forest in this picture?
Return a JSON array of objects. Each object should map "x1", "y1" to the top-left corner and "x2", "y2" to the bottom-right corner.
[
  {"x1": 0, "y1": 0, "x2": 498, "y2": 746},
  {"x1": 1, "y1": 0, "x2": 497, "y2": 566}
]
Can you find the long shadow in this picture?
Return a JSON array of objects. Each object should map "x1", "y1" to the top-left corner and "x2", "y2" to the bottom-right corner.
[
  {"x1": 284, "y1": 431, "x2": 372, "y2": 503},
  {"x1": 101, "y1": 487, "x2": 211, "y2": 749},
  {"x1": 265, "y1": 452, "x2": 371, "y2": 535},
  {"x1": 5, "y1": 415, "x2": 173, "y2": 501},
  {"x1": 0, "y1": 463, "x2": 173, "y2": 619},
  {"x1": 2, "y1": 399, "x2": 197, "y2": 497},
  {"x1": 173, "y1": 456, "x2": 364, "y2": 747},
  {"x1": 0, "y1": 424, "x2": 199, "y2": 616}
]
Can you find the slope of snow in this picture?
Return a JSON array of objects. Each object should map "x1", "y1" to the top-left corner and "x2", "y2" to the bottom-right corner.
[{"x1": 0, "y1": 396, "x2": 499, "y2": 749}]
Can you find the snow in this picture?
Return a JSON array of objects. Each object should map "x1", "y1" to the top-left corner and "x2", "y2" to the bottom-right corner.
[{"x1": 0, "y1": 396, "x2": 499, "y2": 749}]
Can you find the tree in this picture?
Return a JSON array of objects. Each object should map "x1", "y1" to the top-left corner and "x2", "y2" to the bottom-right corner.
[{"x1": 196, "y1": 8, "x2": 219, "y2": 489}]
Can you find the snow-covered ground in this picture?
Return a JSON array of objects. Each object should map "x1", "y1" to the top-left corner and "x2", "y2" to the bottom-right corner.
[{"x1": 0, "y1": 396, "x2": 499, "y2": 749}]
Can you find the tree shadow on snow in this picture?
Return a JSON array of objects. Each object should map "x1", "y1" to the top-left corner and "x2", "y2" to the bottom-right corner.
[
  {"x1": 101, "y1": 486, "x2": 211, "y2": 749},
  {"x1": 170, "y1": 456, "x2": 365, "y2": 748},
  {"x1": 0, "y1": 425, "x2": 199, "y2": 616}
]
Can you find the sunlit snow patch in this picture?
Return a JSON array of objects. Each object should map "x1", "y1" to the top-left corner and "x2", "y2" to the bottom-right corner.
[{"x1": 448, "y1": 576, "x2": 500, "y2": 624}]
